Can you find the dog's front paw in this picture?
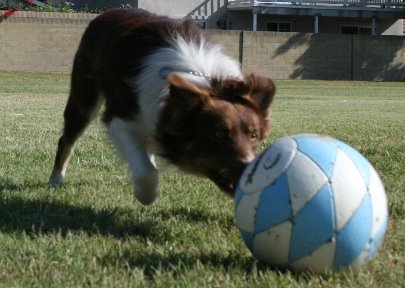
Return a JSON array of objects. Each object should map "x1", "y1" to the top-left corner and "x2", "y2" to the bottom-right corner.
[
  {"x1": 133, "y1": 172, "x2": 160, "y2": 205},
  {"x1": 48, "y1": 170, "x2": 65, "y2": 186}
]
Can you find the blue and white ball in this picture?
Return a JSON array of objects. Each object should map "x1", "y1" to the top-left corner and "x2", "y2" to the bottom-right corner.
[{"x1": 235, "y1": 134, "x2": 388, "y2": 273}]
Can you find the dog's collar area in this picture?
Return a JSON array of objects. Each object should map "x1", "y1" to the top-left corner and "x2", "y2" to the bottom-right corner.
[
  {"x1": 188, "y1": 71, "x2": 212, "y2": 79},
  {"x1": 159, "y1": 67, "x2": 212, "y2": 80}
]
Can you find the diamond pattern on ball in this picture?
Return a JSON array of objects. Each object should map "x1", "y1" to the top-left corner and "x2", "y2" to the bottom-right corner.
[
  {"x1": 289, "y1": 183, "x2": 335, "y2": 262},
  {"x1": 253, "y1": 221, "x2": 292, "y2": 266},
  {"x1": 239, "y1": 230, "x2": 255, "y2": 253},
  {"x1": 238, "y1": 136, "x2": 297, "y2": 194},
  {"x1": 331, "y1": 149, "x2": 367, "y2": 231},
  {"x1": 369, "y1": 216, "x2": 388, "y2": 259},
  {"x1": 255, "y1": 173, "x2": 292, "y2": 234},
  {"x1": 234, "y1": 186, "x2": 244, "y2": 208},
  {"x1": 235, "y1": 191, "x2": 262, "y2": 234},
  {"x1": 348, "y1": 244, "x2": 370, "y2": 270},
  {"x1": 334, "y1": 192, "x2": 372, "y2": 269},
  {"x1": 294, "y1": 135, "x2": 338, "y2": 178},
  {"x1": 290, "y1": 238, "x2": 336, "y2": 273},
  {"x1": 368, "y1": 168, "x2": 388, "y2": 239},
  {"x1": 234, "y1": 134, "x2": 388, "y2": 273},
  {"x1": 287, "y1": 151, "x2": 328, "y2": 216},
  {"x1": 337, "y1": 140, "x2": 371, "y2": 186}
]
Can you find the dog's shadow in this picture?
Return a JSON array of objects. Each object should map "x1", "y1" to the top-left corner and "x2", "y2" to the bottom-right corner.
[
  {"x1": 0, "y1": 178, "x2": 274, "y2": 276},
  {"x1": 0, "y1": 178, "x2": 168, "y2": 242}
]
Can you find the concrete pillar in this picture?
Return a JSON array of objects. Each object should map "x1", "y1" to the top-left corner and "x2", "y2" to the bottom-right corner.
[
  {"x1": 371, "y1": 17, "x2": 377, "y2": 35},
  {"x1": 253, "y1": 0, "x2": 258, "y2": 32},
  {"x1": 314, "y1": 15, "x2": 319, "y2": 33},
  {"x1": 253, "y1": 12, "x2": 257, "y2": 32}
]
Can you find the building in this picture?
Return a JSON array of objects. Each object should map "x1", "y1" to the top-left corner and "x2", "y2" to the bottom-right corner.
[
  {"x1": 154, "y1": 0, "x2": 405, "y2": 35},
  {"x1": 189, "y1": 0, "x2": 405, "y2": 35},
  {"x1": 225, "y1": 0, "x2": 405, "y2": 35},
  {"x1": 1, "y1": 0, "x2": 404, "y2": 35}
]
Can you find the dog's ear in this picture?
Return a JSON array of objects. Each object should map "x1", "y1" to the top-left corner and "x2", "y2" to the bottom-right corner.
[
  {"x1": 161, "y1": 74, "x2": 211, "y2": 136},
  {"x1": 245, "y1": 73, "x2": 276, "y2": 117},
  {"x1": 167, "y1": 73, "x2": 212, "y2": 110}
]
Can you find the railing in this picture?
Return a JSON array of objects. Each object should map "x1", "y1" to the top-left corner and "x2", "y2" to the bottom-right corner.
[
  {"x1": 187, "y1": 0, "x2": 228, "y2": 19},
  {"x1": 228, "y1": 0, "x2": 405, "y2": 7}
]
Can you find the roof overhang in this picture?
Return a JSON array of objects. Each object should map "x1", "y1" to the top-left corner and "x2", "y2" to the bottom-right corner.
[{"x1": 228, "y1": 3, "x2": 405, "y2": 19}]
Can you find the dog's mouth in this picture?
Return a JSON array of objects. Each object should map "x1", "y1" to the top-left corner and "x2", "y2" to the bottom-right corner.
[
  {"x1": 215, "y1": 178, "x2": 237, "y2": 197},
  {"x1": 210, "y1": 167, "x2": 245, "y2": 197},
  {"x1": 178, "y1": 158, "x2": 247, "y2": 198}
]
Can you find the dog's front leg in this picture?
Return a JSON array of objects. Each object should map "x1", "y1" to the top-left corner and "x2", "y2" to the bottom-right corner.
[{"x1": 107, "y1": 118, "x2": 160, "y2": 205}]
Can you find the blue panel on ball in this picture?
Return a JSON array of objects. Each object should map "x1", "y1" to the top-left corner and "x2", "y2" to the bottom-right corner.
[
  {"x1": 235, "y1": 186, "x2": 244, "y2": 208},
  {"x1": 369, "y1": 216, "x2": 388, "y2": 259},
  {"x1": 255, "y1": 173, "x2": 292, "y2": 234},
  {"x1": 334, "y1": 192, "x2": 372, "y2": 269},
  {"x1": 239, "y1": 230, "x2": 255, "y2": 252},
  {"x1": 294, "y1": 136, "x2": 337, "y2": 178},
  {"x1": 289, "y1": 183, "x2": 335, "y2": 262},
  {"x1": 336, "y1": 140, "x2": 371, "y2": 187}
]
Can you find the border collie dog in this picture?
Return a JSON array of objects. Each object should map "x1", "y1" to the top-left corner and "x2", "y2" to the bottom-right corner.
[{"x1": 49, "y1": 9, "x2": 275, "y2": 205}]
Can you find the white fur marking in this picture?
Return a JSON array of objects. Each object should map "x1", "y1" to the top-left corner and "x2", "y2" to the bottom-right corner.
[
  {"x1": 128, "y1": 36, "x2": 243, "y2": 137},
  {"x1": 107, "y1": 118, "x2": 160, "y2": 205}
]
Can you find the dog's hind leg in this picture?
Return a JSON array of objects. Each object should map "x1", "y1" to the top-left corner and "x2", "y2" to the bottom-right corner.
[{"x1": 49, "y1": 67, "x2": 102, "y2": 185}]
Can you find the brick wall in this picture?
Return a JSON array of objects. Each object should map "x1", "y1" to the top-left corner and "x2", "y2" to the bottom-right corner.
[{"x1": 1, "y1": 11, "x2": 404, "y2": 80}]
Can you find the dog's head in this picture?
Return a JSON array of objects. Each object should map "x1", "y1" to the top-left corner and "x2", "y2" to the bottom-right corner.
[{"x1": 156, "y1": 73, "x2": 275, "y2": 197}]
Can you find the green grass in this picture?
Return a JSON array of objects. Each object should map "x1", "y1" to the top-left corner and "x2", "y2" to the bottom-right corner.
[{"x1": 0, "y1": 71, "x2": 404, "y2": 287}]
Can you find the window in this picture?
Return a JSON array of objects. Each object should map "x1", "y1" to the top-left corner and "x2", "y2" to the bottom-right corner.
[
  {"x1": 279, "y1": 22, "x2": 291, "y2": 32},
  {"x1": 341, "y1": 26, "x2": 358, "y2": 34},
  {"x1": 359, "y1": 27, "x2": 372, "y2": 35},
  {"x1": 267, "y1": 22, "x2": 291, "y2": 32},
  {"x1": 341, "y1": 26, "x2": 372, "y2": 35},
  {"x1": 267, "y1": 22, "x2": 278, "y2": 31}
]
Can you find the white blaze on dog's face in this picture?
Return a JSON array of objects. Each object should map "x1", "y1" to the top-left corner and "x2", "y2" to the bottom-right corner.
[{"x1": 156, "y1": 73, "x2": 275, "y2": 196}]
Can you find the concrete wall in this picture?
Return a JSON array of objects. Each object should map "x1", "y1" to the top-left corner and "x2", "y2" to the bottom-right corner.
[
  {"x1": 0, "y1": 11, "x2": 404, "y2": 80},
  {"x1": 0, "y1": 11, "x2": 96, "y2": 73},
  {"x1": 242, "y1": 32, "x2": 353, "y2": 80}
]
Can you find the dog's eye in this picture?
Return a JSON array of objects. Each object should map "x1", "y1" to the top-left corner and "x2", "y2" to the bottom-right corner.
[
  {"x1": 215, "y1": 129, "x2": 226, "y2": 139},
  {"x1": 251, "y1": 131, "x2": 259, "y2": 140}
]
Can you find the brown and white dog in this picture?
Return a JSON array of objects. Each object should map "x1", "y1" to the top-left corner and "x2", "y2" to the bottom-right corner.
[{"x1": 48, "y1": 9, "x2": 275, "y2": 205}]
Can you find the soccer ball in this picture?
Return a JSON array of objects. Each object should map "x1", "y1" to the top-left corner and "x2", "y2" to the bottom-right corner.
[{"x1": 235, "y1": 134, "x2": 388, "y2": 273}]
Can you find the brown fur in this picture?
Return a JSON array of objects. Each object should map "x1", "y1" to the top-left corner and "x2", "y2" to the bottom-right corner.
[{"x1": 49, "y1": 9, "x2": 275, "y2": 201}]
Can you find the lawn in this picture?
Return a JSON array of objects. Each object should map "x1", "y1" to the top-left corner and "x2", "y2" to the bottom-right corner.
[{"x1": 0, "y1": 71, "x2": 404, "y2": 287}]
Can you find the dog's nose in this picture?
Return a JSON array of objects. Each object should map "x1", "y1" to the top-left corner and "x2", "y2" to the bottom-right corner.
[{"x1": 242, "y1": 153, "x2": 255, "y2": 164}]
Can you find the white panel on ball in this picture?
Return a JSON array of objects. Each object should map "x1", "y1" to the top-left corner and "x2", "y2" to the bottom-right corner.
[
  {"x1": 290, "y1": 239, "x2": 336, "y2": 273},
  {"x1": 238, "y1": 136, "x2": 297, "y2": 194},
  {"x1": 253, "y1": 221, "x2": 293, "y2": 265},
  {"x1": 235, "y1": 191, "x2": 262, "y2": 234},
  {"x1": 287, "y1": 151, "x2": 328, "y2": 216},
  {"x1": 368, "y1": 168, "x2": 388, "y2": 239},
  {"x1": 331, "y1": 149, "x2": 367, "y2": 231}
]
